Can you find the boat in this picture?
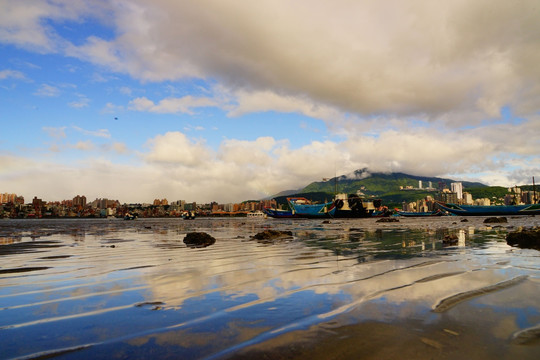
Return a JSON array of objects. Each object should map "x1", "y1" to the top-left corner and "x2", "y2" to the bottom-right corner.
[
  {"x1": 333, "y1": 193, "x2": 388, "y2": 218},
  {"x1": 396, "y1": 209, "x2": 445, "y2": 217},
  {"x1": 263, "y1": 207, "x2": 297, "y2": 218},
  {"x1": 182, "y1": 211, "x2": 196, "y2": 220},
  {"x1": 436, "y1": 202, "x2": 540, "y2": 216},
  {"x1": 287, "y1": 197, "x2": 336, "y2": 218},
  {"x1": 247, "y1": 210, "x2": 267, "y2": 218},
  {"x1": 124, "y1": 213, "x2": 137, "y2": 220}
]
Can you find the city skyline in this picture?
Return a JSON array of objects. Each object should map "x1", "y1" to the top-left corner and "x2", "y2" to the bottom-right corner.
[{"x1": 1, "y1": 1, "x2": 539, "y2": 204}]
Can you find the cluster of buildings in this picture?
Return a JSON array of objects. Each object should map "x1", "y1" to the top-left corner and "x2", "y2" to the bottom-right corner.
[
  {"x1": 0, "y1": 193, "x2": 277, "y2": 219},
  {"x1": 402, "y1": 182, "x2": 538, "y2": 212}
]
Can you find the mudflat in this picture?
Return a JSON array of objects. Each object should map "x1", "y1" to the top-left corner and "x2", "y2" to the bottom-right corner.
[{"x1": 1, "y1": 216, "x2": 539, "y2": 359}]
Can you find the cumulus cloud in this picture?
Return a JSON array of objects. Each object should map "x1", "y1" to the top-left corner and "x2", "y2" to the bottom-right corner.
[
  {"x1": 52, "y1": 0, "x2": 540, "y2": 122},
  {"x1": 1, "y1": 1, "x2": 540, "y2": 203},
  {"x1": 144, "y1": 131, "x2": 212, "y2": 166},
  {"x1": 4, "y1": 0, "x2": 540, "y2": 122}
]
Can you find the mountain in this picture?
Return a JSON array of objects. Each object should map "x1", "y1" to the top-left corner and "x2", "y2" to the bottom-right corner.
[
  {"x1": 301, "y1": 169, "x2": 486, "y2": 196},
  {"x1": 267, "y1": 169, "x2": 488, "y2": 206}
]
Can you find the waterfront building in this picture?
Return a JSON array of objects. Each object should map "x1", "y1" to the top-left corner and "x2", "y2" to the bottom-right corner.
[
  {"x1": 73, "y1": 195, "x2": 86, "y2": 208},
  {"x1": 451, "y1": 182, "x2": 463, "y2": 200},
  {"x1": 437, "y1": 191, "x2": 458, "y2": 204},
  {"x1": 463, "y1": 192, "x2": 473, "y2": 205}
]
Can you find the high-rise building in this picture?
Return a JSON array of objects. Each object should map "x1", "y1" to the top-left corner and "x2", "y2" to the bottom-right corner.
[
  {"x1": 451, "y1": 182, "x2": 463, "y2": 200},
  {"x1": 73, "y1": 195, "x2": 86, "y2": 208},
  {"x1": 418, "y1": 180, "x2": 422, "y2": 189}
]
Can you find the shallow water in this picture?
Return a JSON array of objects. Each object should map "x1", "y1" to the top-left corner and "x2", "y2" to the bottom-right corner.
[{"x1": 0, "y1": 217, "x2": 539, "y2": 359}]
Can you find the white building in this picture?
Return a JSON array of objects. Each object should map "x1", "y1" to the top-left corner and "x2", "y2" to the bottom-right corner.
[{"x1": 451, "y1": 182, "x2": 463, "y2": 200}]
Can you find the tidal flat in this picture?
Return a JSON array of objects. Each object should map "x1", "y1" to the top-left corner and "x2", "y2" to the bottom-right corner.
[{"x1": 1, "y1": 216, "x2": 539, "y2": 359}]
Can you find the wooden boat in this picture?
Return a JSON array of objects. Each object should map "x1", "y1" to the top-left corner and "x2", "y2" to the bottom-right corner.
[
  {"x1": 287, "y1": 197, "x2": 336, "y2": 218},
  {"x1": 436, "y1": 202, "x2": 540, "y2": 216}
]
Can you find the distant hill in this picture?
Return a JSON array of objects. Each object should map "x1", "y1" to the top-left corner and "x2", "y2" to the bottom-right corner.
[
  {"x1": 301, "y1": 169, "x2": 486, "y2": 196},
  {"x1": 268, "y1": 169, "x2": 488, "y2": 206}
]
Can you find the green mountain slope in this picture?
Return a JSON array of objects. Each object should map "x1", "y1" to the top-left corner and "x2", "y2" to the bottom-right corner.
[{"x1": 301, "y1": 170, "x2": 486, "y2": 196}]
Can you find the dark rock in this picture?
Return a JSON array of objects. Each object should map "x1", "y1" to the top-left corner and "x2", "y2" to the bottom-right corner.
[
  {"x1": 506, "y1": 228, "x2": 540, "y2": 250},
  {"x1": 460, "y1": 219, "x2": 469, "y2": 222},
  {"x1": 376, "y1": 217, "x2": 399, "y2": 223},
  {"x1": 484, "y1": 217, "x2": 507, "y2": 223},
  {"x1": 443, "y1": 234, "x2": 459, "y2": 246},
  {"x1": 183, "y1": 232, "x2": 216, "y2": 248},
  {"x1": 322, "y1": 220, "x2": 331, "y2": 224},
  {"x1": 252, "y1": 230, "x2": 293, "y2": 244}
]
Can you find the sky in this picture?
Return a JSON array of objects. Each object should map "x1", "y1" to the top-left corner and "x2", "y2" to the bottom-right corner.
[{"x1": 1, "y1": 0, "x2": 539, "y2": 204}]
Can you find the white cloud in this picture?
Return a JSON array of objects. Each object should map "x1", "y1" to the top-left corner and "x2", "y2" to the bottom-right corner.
[
  {"x1": 72, "y1": 126, "x2": 111, "y2": 139},
  {"x1": 144, "y1": 131, "x2": 212, "y2": 166},
  {"x1": 71, "y1": 140, "x2": 95, "y2": 151},
  {"x1": 0, "y1": 69, "x2": 25, "y2": 80},
  {"x1": 129, "y1": 96, "x2": 216, "y2": 114},
  {"x1": 43, "y1": 126, "x2": 67, "y2": 139},
  {"x1": 69, "y1": 94, "x2": 90, "y2": 108},
  {"x1": 34, "y1": 84, "x2": 60, "y2": 97}
]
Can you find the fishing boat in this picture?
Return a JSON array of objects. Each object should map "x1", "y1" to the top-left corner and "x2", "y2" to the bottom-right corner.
[
  {"x1": 333, "y1": 193, "x2": 389, "y2": 218},
  {"x1": 263, "y1": 207, "x2": 297, "y2": 218},
  {"x1": 396, "y1": 209, "x2": 445, "y2": 217},
  {"x1": 436, "y1": 202, "x2": 540, "y2": 216},
  {"x1": 287, "y1": 197, "x2": 336, "y2": 218}
]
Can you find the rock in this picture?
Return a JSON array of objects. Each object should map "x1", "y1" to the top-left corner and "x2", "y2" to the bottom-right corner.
[
  {"x1": 506, "y1": 228, "x2": 540, "y2": 250},
  {"x1": 376, "y1": 217, "x2": 399, "y2": 223},
  {"x1": 183, "y1": 232, "x2": 216, "y2": 248},
  {"x1": 460, "y1": 219, "x2": 469, "y2": 222},
  {"x1": 251, "y1": 230, "x2": 293, "y2": 244},
  {"x1": 483, "y1": 217, "x2": 507, "y2": 223},
  {"x1": 443, "y1": 234, "x2": 459, "y2": 246}
]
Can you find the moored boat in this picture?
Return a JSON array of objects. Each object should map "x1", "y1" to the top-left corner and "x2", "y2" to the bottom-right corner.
[
  {"x1": 333, "y1": 193, "x2": 389, "y2": 218},
  {"x1": 436, "y1": 202, "x2": 540, "y2": 216},
  {"x1": 263, "y1": 207, "x2": 297, "y2": 218},
  {"x1": 247, "y1": 210, "x2": 267, "y2": 218},
  {"x1": 397, "y1": 209, "x2": 444, "y2": 217},
  {"x1": 287, "y1": 197, "x2": 336, "y2": 218}
]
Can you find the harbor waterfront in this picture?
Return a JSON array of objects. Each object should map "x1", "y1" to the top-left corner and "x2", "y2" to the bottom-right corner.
[{"x1": 1, "y1": 217, "x2": 540, "y2": 359}]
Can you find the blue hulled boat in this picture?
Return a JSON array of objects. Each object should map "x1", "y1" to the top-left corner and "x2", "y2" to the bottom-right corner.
[
  {"x1": 397, "y1": 209, "x2": 444, "y2": 217},
  {"x1": 263, "y1": 208, "x2": 297, "y2": 218},
  {"x1": 287, "y1": 197, "x2": 336, "y2": 218},
  {"x1": 436, "y1": 202, "x2": 540, "y2": 216}
]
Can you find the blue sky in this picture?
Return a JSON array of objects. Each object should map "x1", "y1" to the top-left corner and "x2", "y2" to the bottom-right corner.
[{"x1": 1, "y1": 0, "x2": 539, "y2": 203}]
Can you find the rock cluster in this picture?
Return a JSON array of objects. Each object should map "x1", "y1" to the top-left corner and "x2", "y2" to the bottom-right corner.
[
  {"x1": 376, "y1": 217, "x2": 399, "y2": 223},
  {"x1": 183, "y1": 232, "x2": 216, "y2": 248},
  {"x1": 483, "y1": 217, "x2": 507, "y2": 223},
  {"x1": 506, "y1": 228, "x2": 540, "y2": 250},
  {"x1": 251, "y1": 230, "x2": 293, "y2": 244}
]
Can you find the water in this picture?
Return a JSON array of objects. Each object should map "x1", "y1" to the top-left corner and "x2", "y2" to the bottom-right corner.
[{"x1": 0, "y1": 217, "x2": 539, "y2": 359}]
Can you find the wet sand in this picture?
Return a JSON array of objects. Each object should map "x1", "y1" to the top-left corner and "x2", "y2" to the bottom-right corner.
[{"x1": 1, "y1": 216, "x2": 539, "y2": 359}]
